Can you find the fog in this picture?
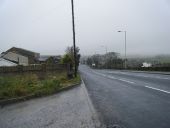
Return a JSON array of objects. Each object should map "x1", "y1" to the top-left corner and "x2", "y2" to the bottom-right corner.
[{"x1": 0, "y1": 0, "x2": 170, "y2": 56}]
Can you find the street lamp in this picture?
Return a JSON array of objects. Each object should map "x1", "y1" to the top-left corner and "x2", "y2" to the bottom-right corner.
[
  {"x1": 71, "y1": 0, "x2": 77, "y2": 77},
  {"x1": 118, "y1": 30, "x2": 127, "y2": 69}
]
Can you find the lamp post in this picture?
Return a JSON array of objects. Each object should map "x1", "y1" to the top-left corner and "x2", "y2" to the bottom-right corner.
[
  {"x1": 118, "y1": 31, "x2": 127, "y2": 69},
  {"x1": 71, "y1": 0, "x2": 77, "y2": 77}
]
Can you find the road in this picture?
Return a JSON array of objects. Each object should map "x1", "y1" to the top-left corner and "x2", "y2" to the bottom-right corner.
[{"x1": 80, "y1": 65, "x2": 170, "y2": 128}]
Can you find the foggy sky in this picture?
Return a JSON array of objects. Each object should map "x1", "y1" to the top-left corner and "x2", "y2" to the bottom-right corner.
[{"x1": 0, "y1": 0, "x2": 170, "y2": 56}]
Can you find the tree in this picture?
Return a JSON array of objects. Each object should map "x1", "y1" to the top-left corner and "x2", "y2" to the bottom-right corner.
[
  {"x1": 91, "y1": 55, "x2": 100, "y2": 68},
  {"x1": 60, "y1": 54, "x2": 72, "y2": 64},
  {"x1": 61, "y1": 46, "x2": 80, "y2": 77},
  {"x1": 46, "y1": 57, "x2": 55, "y2": 65},
  {"x1": 86, "y1": 52, "x2": 124, "y2": 69},
  {"x1": 65, "y1": 46, "x2": 80, "y2": 68}
]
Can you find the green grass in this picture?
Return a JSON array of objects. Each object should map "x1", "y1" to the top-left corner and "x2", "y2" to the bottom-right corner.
[{"x1": 0, "y1": 72, "x2": 81, "y2": 100}]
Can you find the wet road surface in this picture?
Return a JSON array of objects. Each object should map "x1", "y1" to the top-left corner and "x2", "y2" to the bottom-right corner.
[{"x1": 80, "y1": 65, "x2": 170, "y2": 128}]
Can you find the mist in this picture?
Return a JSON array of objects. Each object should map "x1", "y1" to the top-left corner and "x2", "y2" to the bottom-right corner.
[{"x1": 0, "y1": 0, "x2": 170, "y2": 56}]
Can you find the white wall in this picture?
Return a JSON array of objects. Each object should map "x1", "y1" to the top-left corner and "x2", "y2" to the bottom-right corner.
[
  {"x1": 3, "y1": 52, "x2": 28, "y2": 65},
  {"x1": 0, "y1": 58, "x2": 17, "y2": 67}
]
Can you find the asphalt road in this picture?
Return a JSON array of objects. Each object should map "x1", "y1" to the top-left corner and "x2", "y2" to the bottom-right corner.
[{"x1": 80, "y1": 65, "x2": 170, "y2": 128}]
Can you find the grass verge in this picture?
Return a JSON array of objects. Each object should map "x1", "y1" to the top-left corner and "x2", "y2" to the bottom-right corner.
[{"x1": 0, "y1": 72, "x2": 81, "y2": 100}]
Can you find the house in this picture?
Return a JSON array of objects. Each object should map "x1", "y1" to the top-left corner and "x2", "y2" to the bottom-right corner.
[
  {"x1": 38, "y1": 56, "x2": 50, "y2": 63},
  {"x1": 39, "y1": 55, "x2": 61, "y2": 64},
  {"x1": 1, "y1": 47, "x2": 40, "y2": 65},
  {"x1": 0, "y1": 58, "x2": 17, "y2": 67}
]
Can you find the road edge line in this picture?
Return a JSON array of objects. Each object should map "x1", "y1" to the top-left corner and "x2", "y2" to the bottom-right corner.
[{"x1": 81, "y1": 78, "x2": 102, "y2": 128}]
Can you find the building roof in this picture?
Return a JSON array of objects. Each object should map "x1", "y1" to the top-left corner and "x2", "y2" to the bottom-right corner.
[
  {"x1": 5, "y1": 47, "x2": 40, "y2": 58},
  {"x1": 0, "y1": 58, "x2": 17, "y2": 67}
]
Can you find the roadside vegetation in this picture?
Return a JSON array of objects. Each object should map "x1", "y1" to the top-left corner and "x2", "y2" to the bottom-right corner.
[
  {"x1": 0, "y1": 45, "x2": 81, "y2": 101},
  {"x1": 85, "y1": 53, "x2": 170, "y2": 71},
  {"x1": 0, "y1": 72, "x2": 81, "y2": 100}
]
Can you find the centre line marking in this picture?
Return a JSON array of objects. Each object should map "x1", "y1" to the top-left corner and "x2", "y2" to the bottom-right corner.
[
  {"x1": 94, "y1": 71, "x2": 170, "y2": 94},
  {"x1": 145, "y1": 86, "x2": 170, "y2": 94},
  {"x1": 118, "y1": 79, "x2": 135, "y2": 84},
  {"x1": 93, "y1": 71, "x2": 135, "y2": 84}
]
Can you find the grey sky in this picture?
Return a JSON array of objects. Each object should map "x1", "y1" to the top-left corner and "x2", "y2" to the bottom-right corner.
[{"x1": 0, "y1": 0, "x2": 170, "y2": 56}]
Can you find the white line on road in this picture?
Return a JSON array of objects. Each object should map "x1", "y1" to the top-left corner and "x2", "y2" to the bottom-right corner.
[
  {"x1": 107, "y1": 71, "x2": 170, "y2": 80},
  {"x1": 118, "y1": 79, "x2": 135, "y2": 84},
  {"x1": 107, "y1": 76, "x2": 116, "y2": 79},
  {"x1": 93, "y1": 71, "x2": 135, "y2": 84},
  {"x1": 144, "y1": 86, "x2": 170, "y2": 94},
  {"x1": 93, "y1": 71, "x2": 170, "y2": 94},
  {"x1": 81, "y1": 79, "x2": 101, "y2": 127}
]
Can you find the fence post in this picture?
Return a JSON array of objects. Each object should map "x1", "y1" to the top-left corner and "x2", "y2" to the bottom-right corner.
[
  {"x1": 67, "y1": 63, "x2": 73, "y2": 79},
  {"x1": 17, "y1": 65, "x2": 23, "y2": 73},
  {"x1": 41, "y1": 64, "x2": 46, "y2": 72}
]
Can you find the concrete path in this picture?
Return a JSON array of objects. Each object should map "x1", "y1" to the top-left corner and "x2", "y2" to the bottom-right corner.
[{"x1": 0, "y1": 83, "x2": 100, "y2": 128}]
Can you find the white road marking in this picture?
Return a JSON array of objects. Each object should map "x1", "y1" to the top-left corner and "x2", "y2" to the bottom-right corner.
[
  {"x1": 118, "y1": 79, "x2": 135, "y2": 84},
  {"x1": 161, "y1": 77, "x2": 170, "y2": 80},
  {"x1": 93, "y1": 71, "x2": 170, "y2": 94},
  {"x1": 107, "y1": 75, "x2": 116, "y2": 79},
  {"x1": 108, "y1": 71, "x2": 170, "y2": 80},
  {"x1": 93, "y1": 71, "x2": 135, "y2": 84},
  {"x1": 145, "y1": 86, "x2": 170, "y2": 94}
]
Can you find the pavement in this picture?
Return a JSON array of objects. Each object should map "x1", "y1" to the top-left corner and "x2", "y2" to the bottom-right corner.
[
  {"x1": 0, "y1": 82, "x2": 101, "y2": 128},
  {"x1": 80, "y1": 65, "x2": 170, "y2": 128}
]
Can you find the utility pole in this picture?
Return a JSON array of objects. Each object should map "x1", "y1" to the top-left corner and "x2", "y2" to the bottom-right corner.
[{"x1": 71, "y1": 0, "x2": 77, "y2": 77}]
